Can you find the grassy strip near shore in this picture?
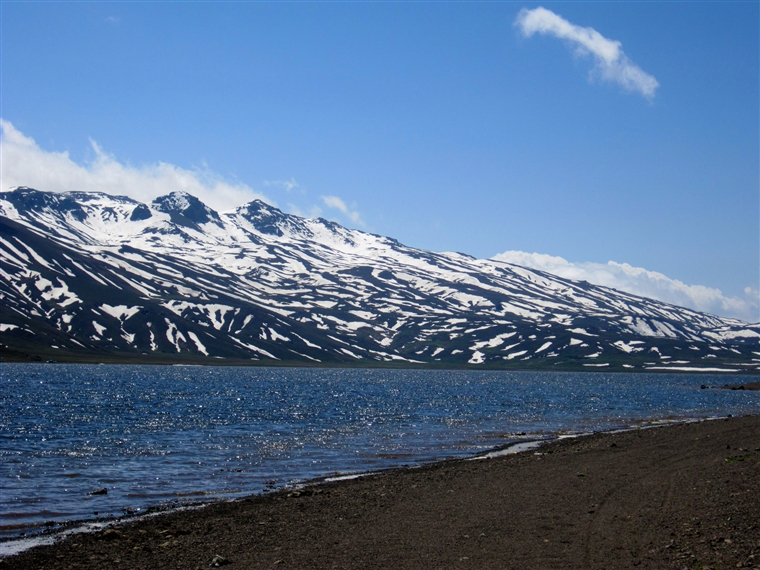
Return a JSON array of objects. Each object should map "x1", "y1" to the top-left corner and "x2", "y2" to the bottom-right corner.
[{"x1": 2, "y1": 344, "x2": 758, "y2": 374}]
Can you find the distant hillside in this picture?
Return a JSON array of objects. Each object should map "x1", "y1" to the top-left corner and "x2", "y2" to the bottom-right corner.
[{"x1": 1, "y1": 187, "x2": 758, "y2": 373}]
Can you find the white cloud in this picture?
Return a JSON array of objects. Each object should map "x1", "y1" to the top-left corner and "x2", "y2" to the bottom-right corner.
[
  {"x1": 493, "y1": 250, "x2": 759, "y2": 323},
  {"x1": 514, "y1": 7, "x2": 659, "y2": 100},
  {"x1": 0, "y1": 119, "x2": 271, "y2": 212},
  {"x1": 264, "y1": 178, "x2": 299, "y2": 192},
  {"x1": 321, "y1": 194, "x2": 365, "y2": 226}
]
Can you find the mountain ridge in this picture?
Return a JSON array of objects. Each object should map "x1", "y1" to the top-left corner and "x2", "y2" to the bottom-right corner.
[{"x1": 1, "y1": 187, "x2": 758, "y2": 372}]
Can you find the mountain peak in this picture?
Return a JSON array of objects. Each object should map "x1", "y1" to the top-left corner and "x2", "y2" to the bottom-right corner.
[
  {"x1": 0, "y1": 187, "x2": 87, "y2": 221},
  {"x1": 234, "y1": 199, "x2": 293, "y2": 236},
  {"x1": 236, "y1": 198, "x2": 281, "y2": 214},
  {"x1": 151, "y1": 191, "x2": 220, "y2": 225},
  {"x1": 2, "y1": 187, "x2": 758, "y2": 370}
]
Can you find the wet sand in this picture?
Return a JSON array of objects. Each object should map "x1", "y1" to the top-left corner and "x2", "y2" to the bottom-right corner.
[{"x1": 3, "y1": 415, "x2": 760, "y2": 569}]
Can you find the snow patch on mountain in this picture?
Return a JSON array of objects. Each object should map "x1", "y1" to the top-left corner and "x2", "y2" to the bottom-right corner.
[{"x1": 2, "y1": 187, "x2": 759, "y2": 371}]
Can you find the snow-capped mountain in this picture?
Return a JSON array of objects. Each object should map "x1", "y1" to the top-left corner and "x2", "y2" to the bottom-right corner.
[{"x1": 1, "y1": 187, "x2": 758, "y2": 372}]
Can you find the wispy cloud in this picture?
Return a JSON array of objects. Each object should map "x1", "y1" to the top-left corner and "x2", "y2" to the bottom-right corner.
[
  {"x1": 493, "y1": 250, "x2": 758, "y2": 323},
  {"x1": 321, "y1": 195, "x2": 365, "y2": 227},
  {"x1": 0, "y1": 120, "x2": 271, "y2": 212},
  {"x1": 514, "y1": 6, "x2": 659, "y2": 100},
  {"x1": 287, "y1": 203, "x2": 323, "y2": 219},
  {"x1": 264, "y1": 178, "x2": 299, "y2": 192}
]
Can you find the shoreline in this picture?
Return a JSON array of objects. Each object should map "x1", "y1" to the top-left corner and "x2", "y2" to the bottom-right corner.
[
  {"x1": 5, "y1": 364, "x2": 759, "y2": 558},
  {"x1": 3, "y1": 414, "x2": 759, "y2": 569},
  {"x1": 0, "y1": 414, "x2": 727, "y2": 553},
  {"x1": 0, "y1": 430, "x2": 562, "y2": 555},
  {"x1": 3, "y1": 356, "x2": 758, "y2": 375}
]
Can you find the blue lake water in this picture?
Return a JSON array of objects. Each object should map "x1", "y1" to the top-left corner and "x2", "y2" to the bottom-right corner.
[{"x1": 1, "y1": 363, "x2": 759, "y2": 544}]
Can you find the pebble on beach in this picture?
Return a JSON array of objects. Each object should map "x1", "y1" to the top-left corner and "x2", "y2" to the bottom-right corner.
[{"x1": 208, "y1": 554, "x2": 230, "y2": 567}]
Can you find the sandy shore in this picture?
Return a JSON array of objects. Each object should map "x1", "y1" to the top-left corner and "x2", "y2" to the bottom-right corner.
[{"x1": 3, "y1": 415, "x2": 759, "y2": 570}]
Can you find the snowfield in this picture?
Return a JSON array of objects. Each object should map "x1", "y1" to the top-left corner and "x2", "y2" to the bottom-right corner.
[{"x1": 1, "y1": 187, "x2": 758, "y2": 371}]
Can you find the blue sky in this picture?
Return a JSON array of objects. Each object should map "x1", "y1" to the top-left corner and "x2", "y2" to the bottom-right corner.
[{"x1": 1, "y1": 2, "x2": 758, "y2": 321}]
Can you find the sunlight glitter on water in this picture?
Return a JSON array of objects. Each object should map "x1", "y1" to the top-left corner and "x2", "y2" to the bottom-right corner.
[{"x1": 1, "y1": 364, "x2": 758, "y2": 543}]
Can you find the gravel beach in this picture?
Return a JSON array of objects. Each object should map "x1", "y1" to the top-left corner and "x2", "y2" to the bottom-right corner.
[{"x1": 3, "y1": 415, "x2": 759, "y2": 570}]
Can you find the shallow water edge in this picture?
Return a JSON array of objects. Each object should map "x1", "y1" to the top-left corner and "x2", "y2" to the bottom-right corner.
[
  {"x1": 0, "y1": 412, "x2": 742, "y2": 558},
  {"x1": 2, "y1": 364, "x2": 760, "y2": 553}
]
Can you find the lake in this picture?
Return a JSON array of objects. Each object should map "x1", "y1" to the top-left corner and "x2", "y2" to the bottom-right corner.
[{"x1": 1, "y1": 363, "x2": 759, "y2": 546}]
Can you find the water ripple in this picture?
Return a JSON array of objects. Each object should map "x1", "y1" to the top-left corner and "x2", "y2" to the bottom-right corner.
[{"x1": 1, "y1": 364, "x2": 758, "y2": 540}]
